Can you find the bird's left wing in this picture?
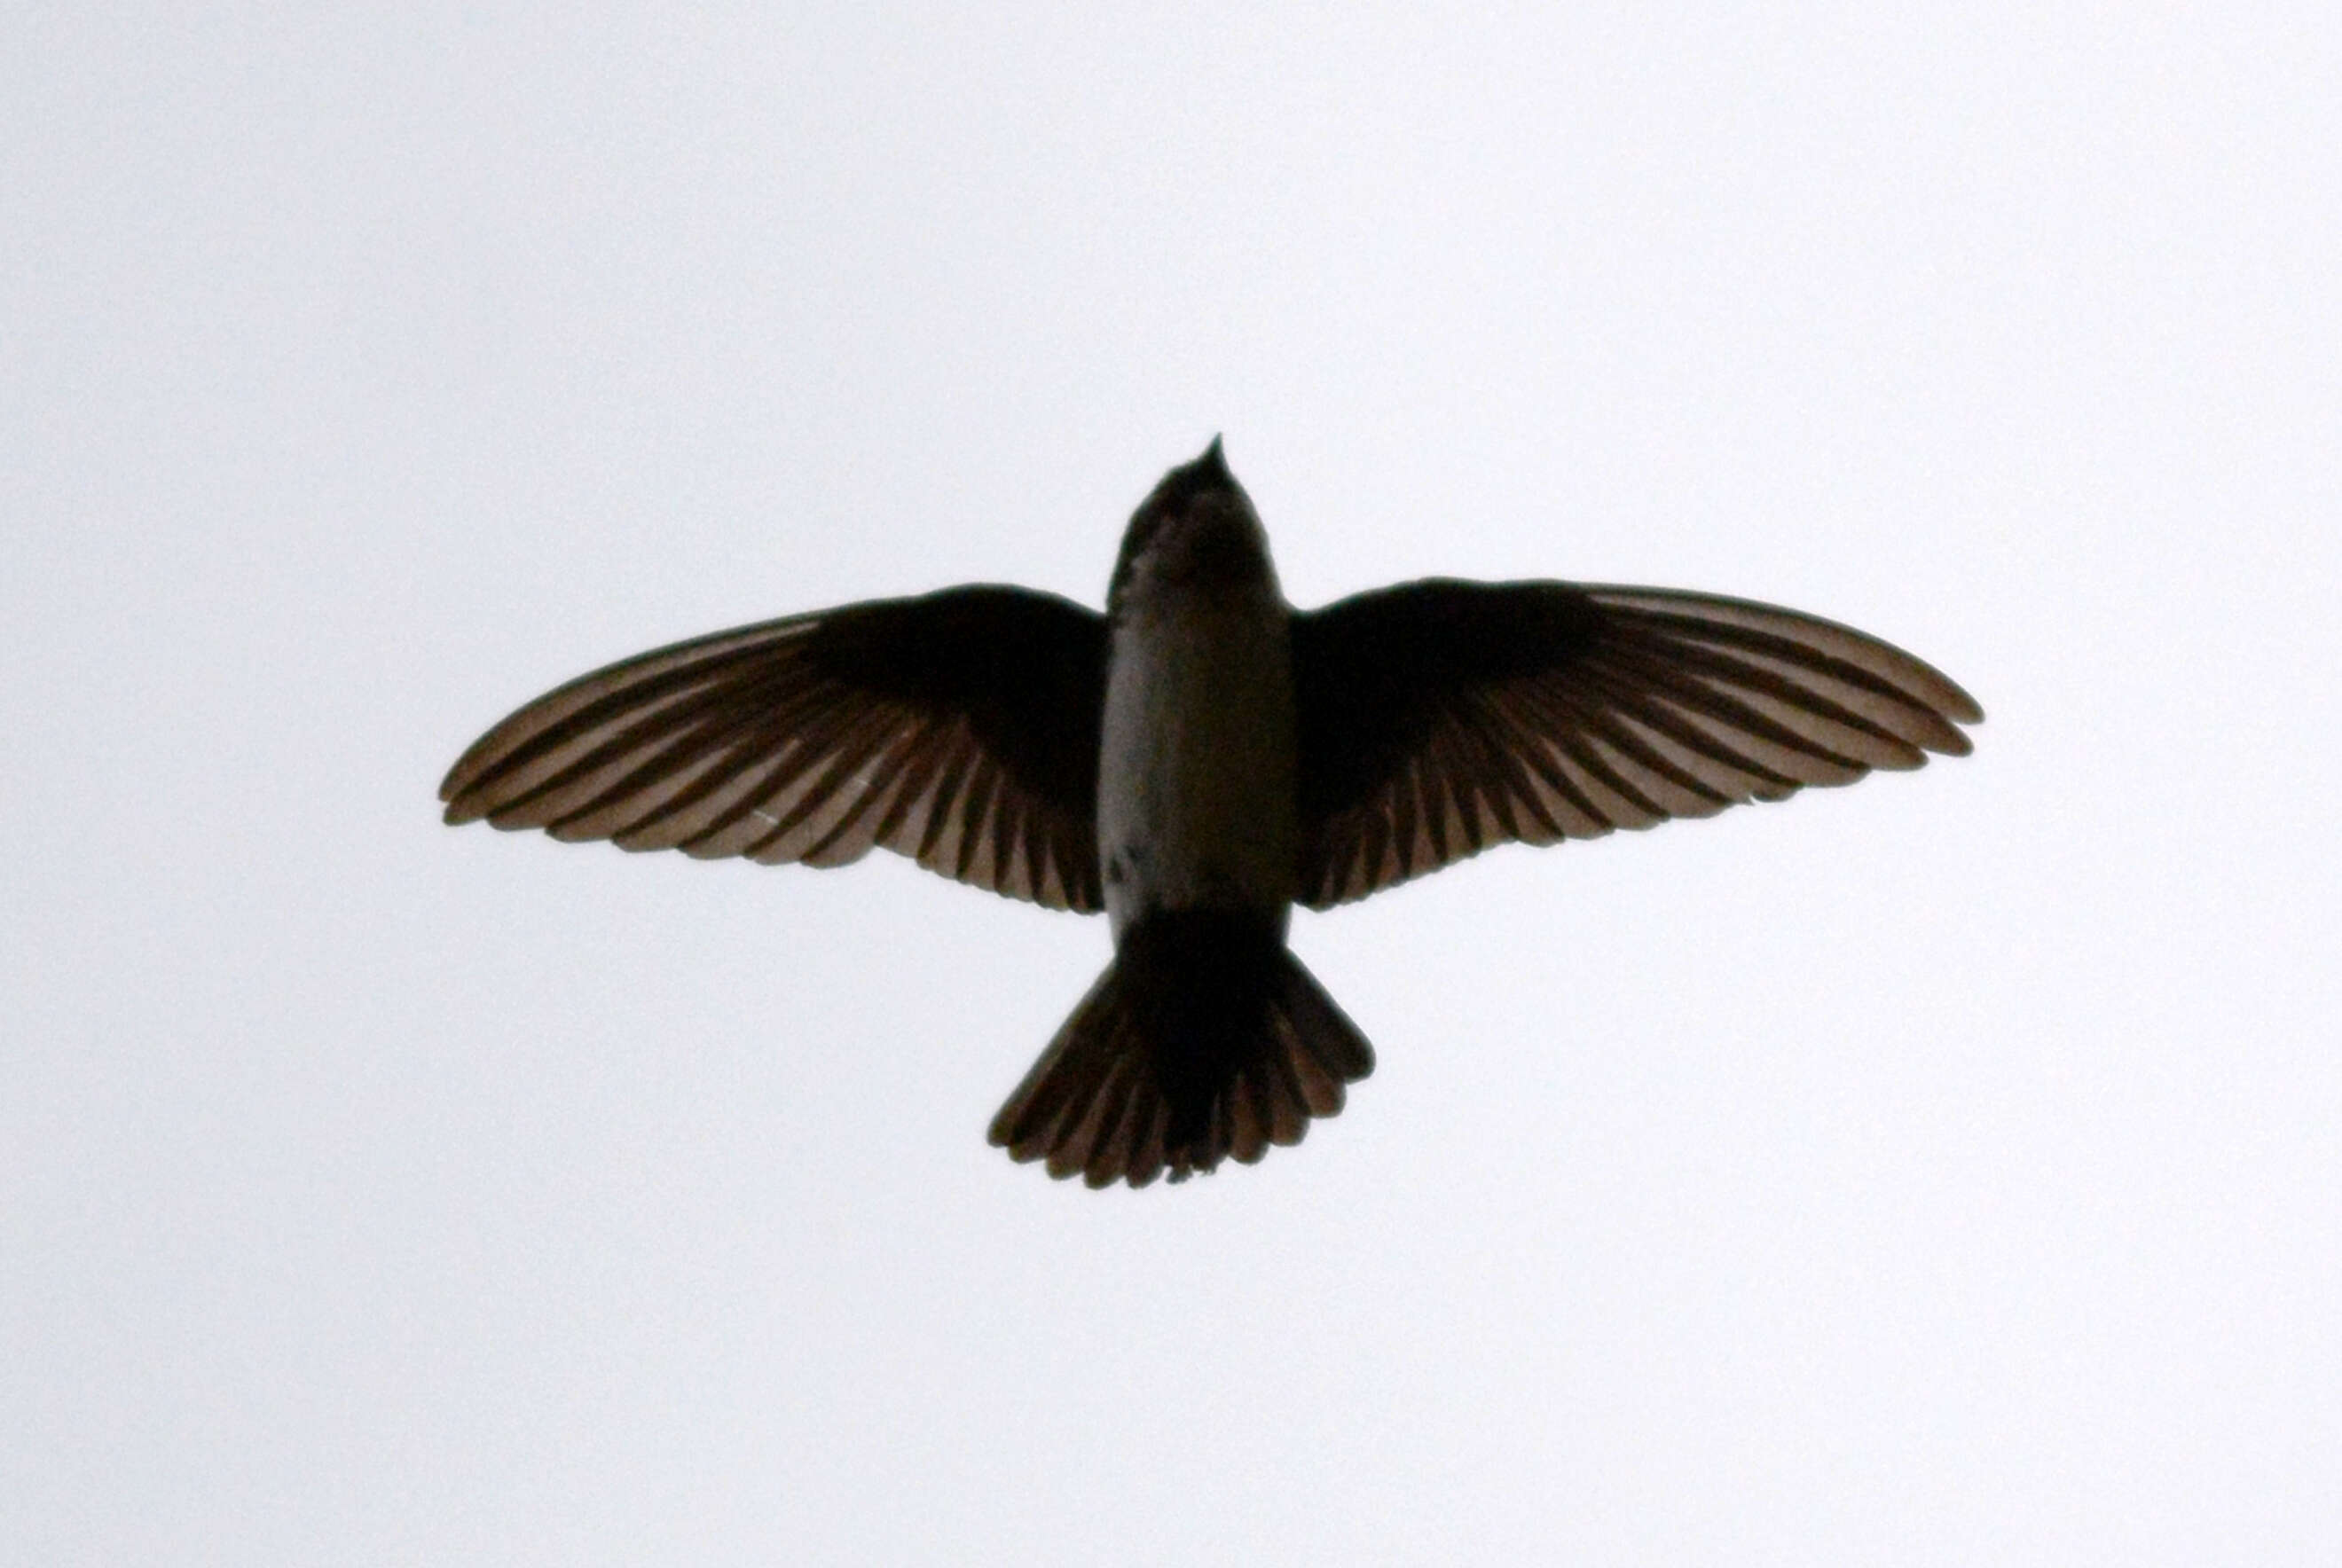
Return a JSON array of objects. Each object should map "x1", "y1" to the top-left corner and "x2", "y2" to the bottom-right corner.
[
  {"x1": 441, "y1": 585, "x2": 1109, "y2": 911},
  {"x1": 1291, "y1": 579, "x2": 1981, "y2": 908}
]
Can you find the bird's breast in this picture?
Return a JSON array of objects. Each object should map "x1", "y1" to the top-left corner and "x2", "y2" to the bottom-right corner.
[{"x1": 1097, "y1": 585, "x2": 1298, "y2": 939}]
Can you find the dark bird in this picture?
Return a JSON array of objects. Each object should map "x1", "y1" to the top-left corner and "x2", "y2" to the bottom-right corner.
[{"x1": 441, "y1": 440, "x2": 1981, "y2": 1188}]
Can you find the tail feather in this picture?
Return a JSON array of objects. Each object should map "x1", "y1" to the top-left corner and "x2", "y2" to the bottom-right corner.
[{"x1": 989, "y1": 910, "x2": 1374, "y2": 1188}]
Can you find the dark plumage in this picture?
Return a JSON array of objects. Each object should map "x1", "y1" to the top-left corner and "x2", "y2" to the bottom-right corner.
[{"x1": 443, "y1": 440, "x2": 1980, "y2": 1186}]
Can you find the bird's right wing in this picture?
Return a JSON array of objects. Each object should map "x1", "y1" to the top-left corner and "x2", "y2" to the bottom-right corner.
[
  {"x1": 1291, "y1": 579, "x2": 1981, "y2": 908},
  {"x1": 441, "y1": 585, "x2": 1109, "y2": 911}
]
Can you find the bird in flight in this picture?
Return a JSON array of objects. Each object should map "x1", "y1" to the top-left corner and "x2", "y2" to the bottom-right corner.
[{"x1": 441, "y1": 440, "x2": 1980, "y2": 1188}]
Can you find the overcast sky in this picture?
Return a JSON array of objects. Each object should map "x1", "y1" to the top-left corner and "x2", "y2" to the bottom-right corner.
[{"x1": 7, "y1": 4, "x2": 2338, "y2": 1564}]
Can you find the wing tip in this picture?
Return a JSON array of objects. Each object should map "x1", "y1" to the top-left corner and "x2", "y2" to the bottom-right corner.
[{"x1": 439, "y1": 780, "x2": 491, "y2": 825}]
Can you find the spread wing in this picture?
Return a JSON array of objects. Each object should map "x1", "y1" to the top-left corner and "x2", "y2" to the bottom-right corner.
[
  {"x1": 1291, "y1": 579, "x2": 1981, "y2": 908},
  {"x1": 440, "y1": 585, "x2": 1109, "y2": 911}
]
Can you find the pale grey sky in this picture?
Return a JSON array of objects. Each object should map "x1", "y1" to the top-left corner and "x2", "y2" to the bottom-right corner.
[{"x1": 6, "y1": 4, "x2": 2337, "y2": 1563}]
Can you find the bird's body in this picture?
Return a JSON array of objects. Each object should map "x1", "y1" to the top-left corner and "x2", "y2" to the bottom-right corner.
[
  {"x1": 1013, "y1": 447, "x2": 1364, "y2": 1183},
  {"x1": 1098, "y1": 465, "x2": 1297, "y2": 936},
  {"x1": 442, "y1": 440, "x2": 1981, "y2": 1187}
]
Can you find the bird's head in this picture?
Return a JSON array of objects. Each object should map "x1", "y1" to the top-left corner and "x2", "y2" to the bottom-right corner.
[{"x1": 1108, "y1": 437, "x2": 1277, "y2": 615}]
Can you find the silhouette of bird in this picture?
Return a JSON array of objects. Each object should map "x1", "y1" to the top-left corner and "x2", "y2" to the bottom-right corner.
[{"x1": 441, "y1": 439, "x2": 1981, "y2": 1187}]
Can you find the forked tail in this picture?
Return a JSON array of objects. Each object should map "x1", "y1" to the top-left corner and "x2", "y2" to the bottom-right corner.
[{"x1": 988, "y1": 910, "x2": 1375, "y2": 1188}]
